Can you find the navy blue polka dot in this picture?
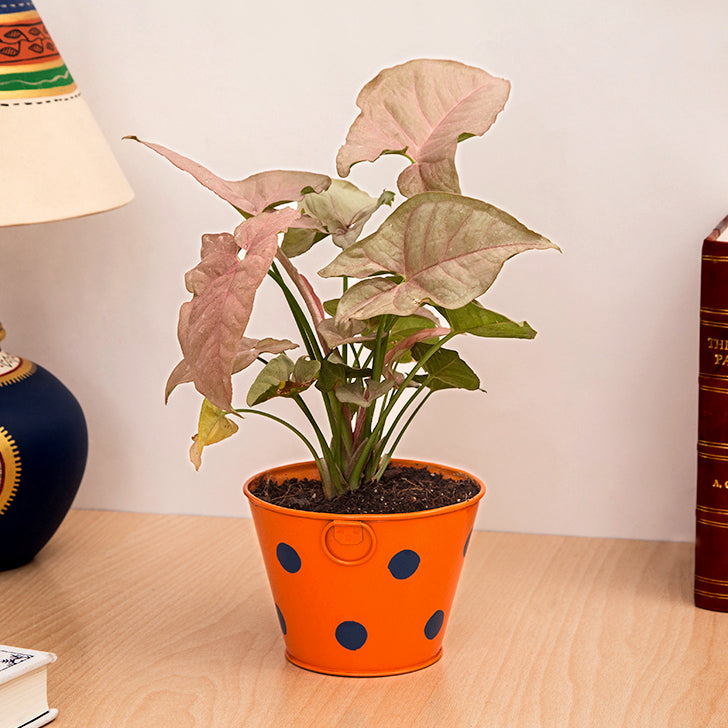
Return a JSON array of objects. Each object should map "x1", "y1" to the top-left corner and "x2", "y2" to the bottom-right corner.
[
  {"x1": 275, "y1": 604, "x2": 287, "y2": 635},
  {"x1": 463, "y1": 529, "x2": 473, "y2": 557},
  {"x1": 276, "y1": 542, "x2": 301, "y2": 573},
  {"x1": 388, "y1": 549, "x2": 421, "y2": 579},
  {"x1": 335, "y1": 621, "x2": 368, "y2": 651},
  {"x1": 425, "y1": 610, "x2": 445, "y2": 640}
]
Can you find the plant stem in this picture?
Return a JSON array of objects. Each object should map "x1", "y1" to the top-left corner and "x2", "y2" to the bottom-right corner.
[
  {"x1": 274, "y1": 249, "x2": 327, "y2": 351},
  {"x1": 233, "y1": 407, "x2": 344, "y2": 498},
  {"x1": 291, "y1": 394, "x2": 333, "y2": 459},
  {"x1": 347, "y1": 331, "x2": 457, "y2": 487},
  {"x1": 360, "y1": 317, "x2": 390, "y2": 442},
  {"x1": 263, "y1": 264, "x2": 353, "y2": 495},
  {"x1": 267, "y1": 264, "x2": 320, "y2": 360},
  {"x1": 233, "y1": 407, "x2": 320, "y2": 462},
  {"x1": 377, "y1": 383, "x2": 427, "y2": 453},
  {"x1": 374, "y1": 389, "x2": 434, "y2": 479}
]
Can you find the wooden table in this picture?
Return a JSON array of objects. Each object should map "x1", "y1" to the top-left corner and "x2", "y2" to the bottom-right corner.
[{"x1": 2, "y1": 510, "x2": 727, "y2": 727}]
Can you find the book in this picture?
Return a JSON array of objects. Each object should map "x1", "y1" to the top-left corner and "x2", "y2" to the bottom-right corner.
[
  {"x1": 696, "y1": 214, "x2": 728, "y2": 611},
  {"x1": 0, "y1": 645, "x2": 57, "y2": 728}
]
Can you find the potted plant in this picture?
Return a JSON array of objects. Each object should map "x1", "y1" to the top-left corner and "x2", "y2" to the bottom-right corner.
[{"x1": 129, "y1": 58, "x2": 558, "y2": 676}]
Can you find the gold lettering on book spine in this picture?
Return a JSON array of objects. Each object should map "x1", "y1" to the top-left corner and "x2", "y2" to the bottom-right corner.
[
  {"x1": 0, "y1": 426, "x2": 21, "y2": 515},
  {"x1": 696, "y1": 223, "x2": 728, "y2": 610}
]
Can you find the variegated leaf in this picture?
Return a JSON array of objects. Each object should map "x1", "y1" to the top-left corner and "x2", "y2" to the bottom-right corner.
[
  {"x1": 335, "y1": 59, "x2": 510, "y2": 197},
  {"x1": 180, "y1": 209, "x2": 300, "y2": 409},
  {"x1": 334, "y1": 379, "x2": 395, "y2": 408},
  {"x1": 320, "y1": 192, "x2": 558, "y2": 323},
  {"x1": 302, "y1": 180, "x2": 394, "y2": 249},
  {"x1": 384, "y1": 327, "x2": 450, "y2": 366},
  {"x1": 246, "y1": 355, "x2": 320, "y2": 407},
  {"x1": 316, "y1": 317, "x2": 370, "y2": 349},
  {"x1": 126, "y1": 136, "x2": 330, "y2": 214},
  {"x1": 165, "y1": 336, "x2": 298, "y2": 402}
]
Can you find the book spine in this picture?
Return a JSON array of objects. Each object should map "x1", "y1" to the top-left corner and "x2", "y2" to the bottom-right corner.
[{"x1": 696, "y1": 214, "x2": 728, "y2": 611}]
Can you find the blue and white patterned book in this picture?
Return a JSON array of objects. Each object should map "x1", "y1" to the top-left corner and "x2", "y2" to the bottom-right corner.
[{"x1": 0, "y1": 645, "x2": 57, "y2": 728}]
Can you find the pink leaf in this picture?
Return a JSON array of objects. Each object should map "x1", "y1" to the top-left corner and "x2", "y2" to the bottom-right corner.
[
  {"x1": 322, "y1": 193, "x2": 558, "y2": 323},
  {"x1": 384, "y1": 327, "x2": 450, "y2": 366},
  {"x1": 184, "y1": 232, "x2": 237, "y2": 296},
  {"x1": 126, "y1": 136, "x2": 330, "y2": 215},
  {"x1": 179, "y1": 209, "x2": 300, "y2": 409},
  {"x1": 165, "y1": 336, "x2": 298, "y2": 403},
  {"x1": 336, "y1": 59, "x2": 510, "y2": 197}
]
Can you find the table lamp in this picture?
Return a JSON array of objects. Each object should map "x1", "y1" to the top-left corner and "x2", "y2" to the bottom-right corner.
[{"x1": 0, "y1": 1, "x2": 133, "y2": 569}]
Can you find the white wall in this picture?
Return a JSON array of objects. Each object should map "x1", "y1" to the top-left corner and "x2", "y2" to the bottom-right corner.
[{"x1": 1, "y1": 0, "x2": 726, "y2": 541}]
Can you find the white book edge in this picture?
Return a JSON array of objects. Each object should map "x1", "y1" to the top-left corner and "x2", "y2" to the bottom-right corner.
[
  {"x1": 19, "y1": 708, "x2": 58, "y2": 728},
  {"x1": 0, "y1": 646, "x2": 56, "y2": 686}
]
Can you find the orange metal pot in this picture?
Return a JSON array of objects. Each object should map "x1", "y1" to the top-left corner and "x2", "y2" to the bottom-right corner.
[{"x1": 243, "y1": 459, "x2": 485, "y2": 677}]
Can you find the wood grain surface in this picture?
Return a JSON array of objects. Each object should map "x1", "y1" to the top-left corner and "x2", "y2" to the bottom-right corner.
[{"x1": 2, "y1": 510, "x2": 726, "y2": 727}]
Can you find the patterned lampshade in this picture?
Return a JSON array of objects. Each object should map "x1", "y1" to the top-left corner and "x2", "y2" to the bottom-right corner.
[
  {"x1": 0, "y1": 2, "x2": 133, "y2": 570},
  {"x1": 0, "y1": 1, "x2": 133, "y2": 226}
]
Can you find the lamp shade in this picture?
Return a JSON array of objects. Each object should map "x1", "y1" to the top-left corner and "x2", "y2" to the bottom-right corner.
[{"x1": 0, "y1": 1, "x2": 133, "y2": 226}]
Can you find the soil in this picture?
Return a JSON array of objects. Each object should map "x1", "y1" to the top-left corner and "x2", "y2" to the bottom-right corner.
[{"x1": 251, "y1": 464, "x2": 481, "y2": 515}]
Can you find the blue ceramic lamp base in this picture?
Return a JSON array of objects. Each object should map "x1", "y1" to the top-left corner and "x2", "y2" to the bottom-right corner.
[{"x1": 0, "y1": 336, "x2": 87, "y2": 570}]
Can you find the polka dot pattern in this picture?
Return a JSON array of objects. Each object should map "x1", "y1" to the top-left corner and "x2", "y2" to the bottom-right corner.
[
  {"x1": 336, "y1": 621, "x2": 368, "y2": 651},
  {"x1": 388, "y1": 549, "x2": 420, "y2": 579},
  {"x1": 425, "y1": 610, "x2": 445, "y2": 640},
  {"x1": 268, "y1": 525, "x2": 473, "y2": 664},
  {"x1": 275, "y1": 604, "x2": 287, "y2": 635},
  {"x1": 276, "y1": 542, "x2": 301, "y2": 573}
]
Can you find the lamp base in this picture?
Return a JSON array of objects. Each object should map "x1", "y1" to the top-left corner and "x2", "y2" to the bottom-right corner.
[{"x1": 0, "y1": 349, "x2": 88, "y2": 570}]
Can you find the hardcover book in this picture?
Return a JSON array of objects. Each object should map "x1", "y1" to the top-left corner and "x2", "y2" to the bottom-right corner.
[
  {"x1": 696, "y1": 214, "x2": 728, "y2": 611},
  {"x1": 0, "y1": 645, "x2": 57, "y2": 728}
]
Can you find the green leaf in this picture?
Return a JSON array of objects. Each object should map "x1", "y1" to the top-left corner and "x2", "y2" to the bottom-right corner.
[
  {"x1": 247, "y1": 355, "x2": 294, "y2": 406},
  {"x1": 383, "y1": 313, "x2": 440, "y2": 346},
  {"x1": 360, "y1": 312, "x2": 443, "y2": 363},
  {"x1": 366, "y1": 379, "x2": 396, "y2": 401},
  {"x1": 281, "y1": 228, "x2": 329, "y2": 258},
  {"x1": 323, "y1": 298, "x2": 340, "y2": 317},
  {"x1": 292, "y1": 357, "x2": 321, "y2": 384},
  {"x1": 246, "y1": 355, "x2": 319, "y2": 406},
  {"x1": 334, "y1": 381, "x2": 368, "y2": 407},
  {"x1": 316, "y1": 359, "x2": 348, "y2": 392},
  {"x1": 440, "y1": 302, "x2": 537, "y2": 339},
  {"x1": 316, "y1": 359, "x2": 373, "y2": 392},
  {"x1": 334, "y1": 379, "x2": 395, "y2": 407},
  {"x1": 412, "y1": 344, "x2": 480, "y2": 391}
]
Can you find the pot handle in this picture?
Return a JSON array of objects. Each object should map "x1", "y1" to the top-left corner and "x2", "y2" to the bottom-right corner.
[{"x1": 321, "y1": 520, "x2": 377, "y2": 566}]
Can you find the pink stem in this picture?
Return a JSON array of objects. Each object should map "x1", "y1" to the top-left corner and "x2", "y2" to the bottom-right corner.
[{"x1": 274, "y1": 249, "x2": 328, "y2": 352}]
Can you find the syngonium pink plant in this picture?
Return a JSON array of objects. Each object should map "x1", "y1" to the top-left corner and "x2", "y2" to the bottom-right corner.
[{"x1": 129, "y1": 58, "x2": 559, "y2": 498}]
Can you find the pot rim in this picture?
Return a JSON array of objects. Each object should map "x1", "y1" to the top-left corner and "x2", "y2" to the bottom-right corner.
[{"x1": 243, "y1": 458, "x2": 485, "y2": 522}]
